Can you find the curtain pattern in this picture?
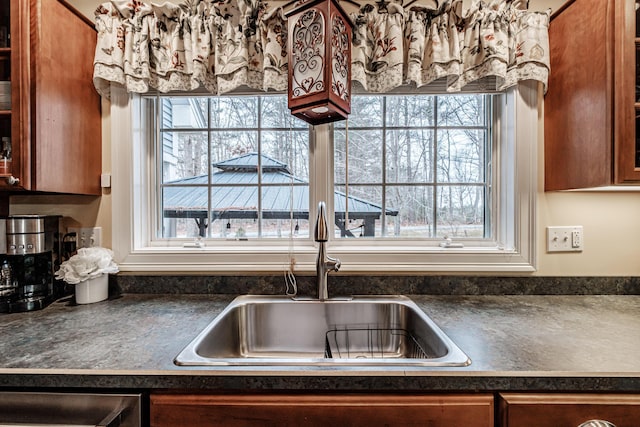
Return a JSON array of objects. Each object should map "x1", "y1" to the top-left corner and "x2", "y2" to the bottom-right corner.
[{"x1": 93, "y1": 0, "x2": 550, "y2": 99}]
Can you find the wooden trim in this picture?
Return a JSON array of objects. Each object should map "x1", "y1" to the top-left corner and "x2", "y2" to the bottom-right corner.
[
  {"x1": 614, "y1": 0, "x2": 640, "y2": 183},
  {"x1": 550, "y1": 0, "x2": 577, "y2": 20},
  {"x1": 501, "y1": 393, "x2": 640, "y2": 405},
  {"x1": 8, "y1": 0, "x2": 30, "y2": 190}
]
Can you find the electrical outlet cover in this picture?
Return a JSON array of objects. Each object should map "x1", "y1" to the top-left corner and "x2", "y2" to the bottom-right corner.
[
  {"x1": 546, "y1": 226, "x2": 583, "y2": 252},
  {"x1": 68, "y1": 227, "x2": 102, "y2": 249}
]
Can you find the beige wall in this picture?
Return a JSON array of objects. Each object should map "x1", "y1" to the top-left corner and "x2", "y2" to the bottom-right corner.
[{"x1": 16, "y1": 0, "x2": 640, "y2": 276}]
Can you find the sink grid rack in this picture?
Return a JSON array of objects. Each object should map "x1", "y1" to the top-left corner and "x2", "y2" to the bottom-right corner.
[{"x1": 324, "y1": 327, "x2": 433, "y2": 360}]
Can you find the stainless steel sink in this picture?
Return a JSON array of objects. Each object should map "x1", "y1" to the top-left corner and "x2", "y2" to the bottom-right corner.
[{"x1": 174, "y1": 295, "x2": 470, "y2": 367}]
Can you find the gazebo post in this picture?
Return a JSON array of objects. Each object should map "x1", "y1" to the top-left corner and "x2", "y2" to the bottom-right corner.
[
  {"x1": 334, "y1": 215, "x2": 356, "y2": 238},
  {"x1": 363, "y1": 218, "x2": 375, "y2": 237},
  {"x1": 194, "y1": 218, "x2": 208, "y2": 237}
]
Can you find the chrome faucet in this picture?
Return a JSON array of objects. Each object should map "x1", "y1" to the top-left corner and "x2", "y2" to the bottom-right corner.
[{"x1": 314, "y1": 201, "x2": 340, "y2": 301}]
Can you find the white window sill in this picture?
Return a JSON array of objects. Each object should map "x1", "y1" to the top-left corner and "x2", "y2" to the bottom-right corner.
[{"x1": 116, "y1": 243, "x2": 535, "y2": 273}]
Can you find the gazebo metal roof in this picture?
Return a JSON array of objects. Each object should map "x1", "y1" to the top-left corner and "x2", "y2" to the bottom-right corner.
[{"x1": 163, "y1": 153, "x2": 398, "y2": 236}]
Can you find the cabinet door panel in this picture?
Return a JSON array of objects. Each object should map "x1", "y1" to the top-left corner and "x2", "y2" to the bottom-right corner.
[
  {"x1": 151, "y1": 393, "x2": 494, "y2": 427},
  {"x1": 0, "y1": 0, "x2": 101, "y2": 194},
  {"x1": 31, "y1": 0, "x2": 101, "y2": 194},
  {"x1": 544, "y1": 0, "x2": 640, "y2": 188},
  {"x1": 544, "y1": 0, "x2": 612, "y2": 190},
  {"x1": 500, "y1": 393, "x2": 640, "y2": 427}
]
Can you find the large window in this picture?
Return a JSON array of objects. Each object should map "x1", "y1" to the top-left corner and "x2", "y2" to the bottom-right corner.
[
  {"x1": 156, "y1": 93, "x2": 490, "y2": 243},
  {"x1": 111, "y1": 82, "x2": 538, "y2": 272}
]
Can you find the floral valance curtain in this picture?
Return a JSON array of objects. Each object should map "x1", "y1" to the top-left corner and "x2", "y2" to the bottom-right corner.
[{"x1": 92, "y1": 0, "x2": 550, "y2": 99}]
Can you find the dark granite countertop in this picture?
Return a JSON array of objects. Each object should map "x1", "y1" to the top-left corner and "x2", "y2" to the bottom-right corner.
[{"x1": 0, "y1": 293, "x2": 639, "y2": 392}]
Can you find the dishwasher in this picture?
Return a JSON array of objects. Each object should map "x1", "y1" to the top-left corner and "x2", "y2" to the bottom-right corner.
[{"x1": 0, "y1": 392, "x2": 142, "y2": 426}]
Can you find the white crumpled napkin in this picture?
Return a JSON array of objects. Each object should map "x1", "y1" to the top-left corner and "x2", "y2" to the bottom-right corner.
[{"x1": 55, "y1": 247, "x2": 119, "y2": 284}]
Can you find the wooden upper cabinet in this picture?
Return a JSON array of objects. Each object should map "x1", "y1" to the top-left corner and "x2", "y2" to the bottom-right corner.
[
  {"x1": 544, "y1": 0, "x2": 640, "y2": 190},
  {"x1": 2, "y1": 0, "x2": 101, "y2": 195}
]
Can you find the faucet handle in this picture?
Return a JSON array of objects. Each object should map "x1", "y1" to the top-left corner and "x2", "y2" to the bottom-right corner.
[
  {"x1": 330, "y1": 256, "x2": 341, "y2": 272},
  {"x1": 314, "y1": 201, "x2": 329, "y2": 242}
]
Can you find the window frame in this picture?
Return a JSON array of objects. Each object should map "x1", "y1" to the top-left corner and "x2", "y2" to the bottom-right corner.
[
  {"x1": 155, "y1": 95, "x2": 312, "y2": 241},
  {"x1": 110, "y1": 81, "x2": 538, "y2": 273},
  {"x1": 332, "y1": 94, "x2": 492, "y2": 241}
]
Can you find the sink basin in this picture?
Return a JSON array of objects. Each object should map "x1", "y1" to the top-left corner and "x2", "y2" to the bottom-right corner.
[{"x1": 174, "y1": 295, "x2": 470, "y2": 367}]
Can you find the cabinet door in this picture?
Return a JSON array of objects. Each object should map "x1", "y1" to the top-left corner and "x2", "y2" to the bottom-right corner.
[
  {"x1": 544, "y1": 0, "x2": 614, "y2": 190},
  {"x1": 500, "y1": 393, "x2": 640, "y2": 427},
  {"x1": 150, "y1": 393, "x2": 494, "y2": 427},
  {"x1": 29, "y1": 0, "x2": 101, "y2": 194},
  {"x1": 544, "y1": 0, "x2": 640, "y2": 189},
  {"x1": 0, "y1": 0, "x2": 101, "y2": 194}
]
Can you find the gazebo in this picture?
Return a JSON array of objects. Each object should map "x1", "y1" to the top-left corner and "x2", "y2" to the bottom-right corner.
[{"x1": 163, "y1": 153, "x2": 398, "y2": 237}]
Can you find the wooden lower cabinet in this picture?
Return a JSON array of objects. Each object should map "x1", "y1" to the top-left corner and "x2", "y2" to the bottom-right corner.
[
  {"x1": 499, "y1": 393, "x2": 640, "y2": 427},
  {"x1": 150, "y1": 393, "x2": 495, "y2": 427}
]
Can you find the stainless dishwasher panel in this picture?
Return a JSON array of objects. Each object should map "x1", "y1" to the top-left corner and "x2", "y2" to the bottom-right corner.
[{"x1": 0, "y1": 392, "x2": 142, "y2": 427}]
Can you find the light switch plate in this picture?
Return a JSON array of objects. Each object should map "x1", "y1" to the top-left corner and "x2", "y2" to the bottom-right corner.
[
  {"x1": 68, "y1": 227, "x2": 102, "y2": 249},
  {"x1": 546, "y1": 226, "x2": 583, "y2": 252}
]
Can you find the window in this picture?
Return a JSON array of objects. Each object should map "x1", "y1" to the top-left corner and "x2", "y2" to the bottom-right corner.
[
  {"x1": 156, "y1": 93, "x2": 491, "y2": 242},
  {"x1": 110, "y1": 81, "x2": 538, "y2": 273},
  {"x1": 158, "y1": 96, "x2": 311, "y2": 240},
  {"x1": 333, "y1": 95, "x2": 490, "y2": 240}
]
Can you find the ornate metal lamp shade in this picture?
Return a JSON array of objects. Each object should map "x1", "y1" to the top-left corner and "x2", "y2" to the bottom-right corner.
[{"x1": 285, "y1": 0, "x2": 352, "y2": 125}]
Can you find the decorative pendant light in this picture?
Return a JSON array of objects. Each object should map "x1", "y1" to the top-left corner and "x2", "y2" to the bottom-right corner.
[{"x1": 285, "y1": 0, "x2": 353, "y2": 125}]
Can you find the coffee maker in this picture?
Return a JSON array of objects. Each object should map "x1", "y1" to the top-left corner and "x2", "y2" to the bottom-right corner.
[{"x1": 0, "y1": 215, "x2": 60, "y2": 313}]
